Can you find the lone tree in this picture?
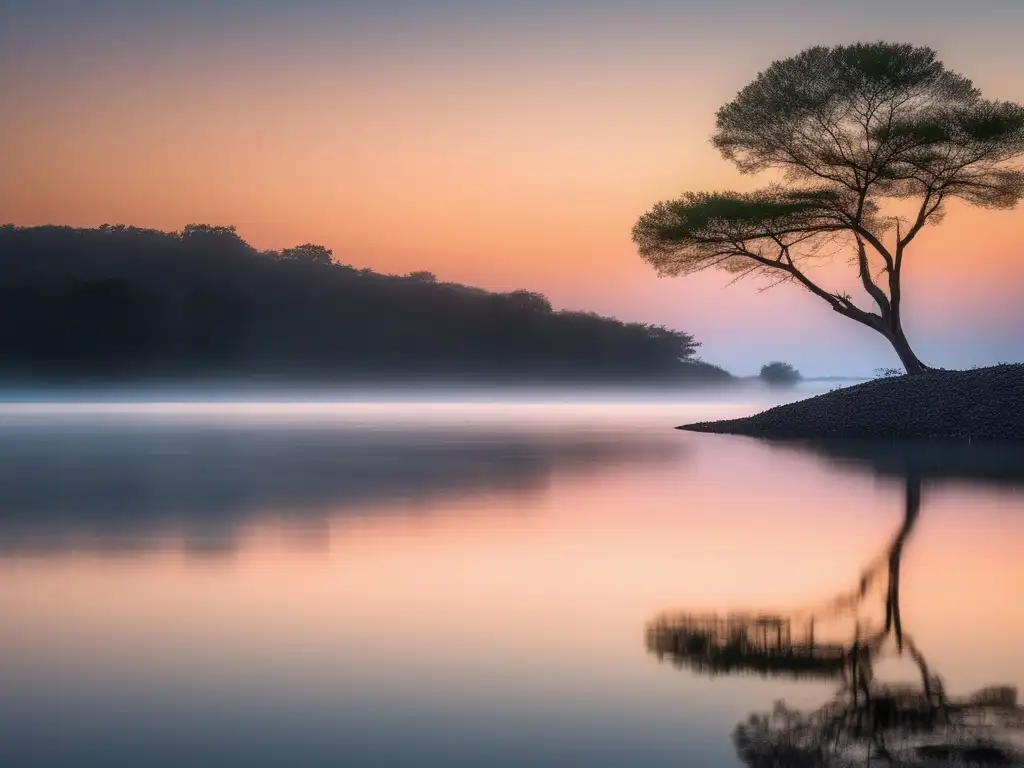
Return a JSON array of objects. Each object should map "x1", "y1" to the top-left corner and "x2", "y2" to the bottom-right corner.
[
  {"x1": 633, "y1": 43, "x2": 1024, "y2": 374},
  {"x1": 759, "y1": 361, "x2": 801, "y2": 386}
]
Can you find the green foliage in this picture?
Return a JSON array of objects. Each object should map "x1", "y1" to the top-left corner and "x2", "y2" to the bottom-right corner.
[
  {"x1": 712, "y1": 41, "x2": 1024, "y2": 204},
  {"x1": 634, "y1": 41, "x2": 1024, "y2": 264},
  {"x1": 635, "y1": 41, "x2": 1024, "y2": 265},
  {"x1": 759, "y1": 361, "x2": 801, "y2": 386},
  {"x1": 633, "y1": 42, "x2": 1024, "y2": 375},
  {"x1": 633, "y1": 186, "x2": 860, "y2": 276},
  {"x1": 715, "y1": 43, "x2": 976, "y2": 172}
]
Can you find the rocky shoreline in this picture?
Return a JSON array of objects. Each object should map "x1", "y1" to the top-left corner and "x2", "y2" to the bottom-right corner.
[{"x1": 679, "y1": 364, "x2": 1024, "y2": 441}]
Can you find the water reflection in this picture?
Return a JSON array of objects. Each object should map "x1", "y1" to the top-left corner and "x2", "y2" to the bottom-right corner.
[
  {"x1": 647, "y1": 443, "x2": 1024, "y2": 766},
  {"x1": 0, "y1": 417, "x2": 682, "y2": 557},
  {"x1": 2, "y1": 404, "x2": 1022, "y2": 766},
  {"x1": 780, "y1": 438, "x2": 1024, "y2": 489}
]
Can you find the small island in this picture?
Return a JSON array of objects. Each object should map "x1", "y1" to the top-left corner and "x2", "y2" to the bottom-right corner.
[
  {"x1": 627, "y1": 42, "x2": 1024, "y2": 443},
  {"x1": 679, "y1": 364, "x2": 1024, "y2": 441}
]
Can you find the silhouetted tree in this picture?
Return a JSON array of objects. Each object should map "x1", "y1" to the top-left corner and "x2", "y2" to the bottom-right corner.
[
  {"x1": 647, "y1": 472, "x2": 1024, "y2": 766},
  {"x1": 0, "y1": 224, "x2": 728, "y2": 383},
  {"x1": 729, "y1": 489, "x2": 1024, "y2": 768},
  {"x1": 408, "y1": 270, "x2": 437, "y2": 282},
  {"x1": 760, "y1": 361, "x2": 801, "y2": 387},
  {"x1": 633, "y1": 43, "x2": 1024, "y2": 374},
  {"x1": 281, "y1": 243, "x2": 333, "y2": 265},
  {"x1": 503, "y1": 289, "x2": 552, "y2": 313},
  {"x1": 182, "y1": 223, "x2": 239, "y2": 240}
]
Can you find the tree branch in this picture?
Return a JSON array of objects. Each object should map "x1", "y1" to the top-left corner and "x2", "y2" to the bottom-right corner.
[
  {"x1": 756, "y1": 238, "x2": 884, "y2": 329},
  {"x1": 856, "y1": 237, "x2": 892, "y2": 317},
  {"x1": 847, "y1": 220, "x2": 895, "y2": 274},
  {"x1": 895, "y1": 190, "x2": 943, "y2": 273}
]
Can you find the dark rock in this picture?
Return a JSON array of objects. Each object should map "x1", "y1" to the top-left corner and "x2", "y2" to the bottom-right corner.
[{"x1": 679, "y1": 364, "x2": 1024, "y2": 441}]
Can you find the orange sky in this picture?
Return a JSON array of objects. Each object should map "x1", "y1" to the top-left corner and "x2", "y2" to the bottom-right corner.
[{"x1": 1, "y1": 1, "x2": 1022, "y2": 373}]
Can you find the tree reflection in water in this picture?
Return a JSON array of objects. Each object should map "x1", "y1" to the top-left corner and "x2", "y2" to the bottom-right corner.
[{"x1": 646, "y1": 473, "x2": 1024, "y2": 766}]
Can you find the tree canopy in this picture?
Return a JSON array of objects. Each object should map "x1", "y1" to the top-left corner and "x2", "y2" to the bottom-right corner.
[
  {"x1": 281, "y1": 243, "x2": 334, "y2": 265},
  {"x1": 759, "y1": 361, "x2": 801, "y2": 386},
  {"x1": 0, "y1": 223, "x2": 727, "y2": 384},
  {"x1": 634, "y1": 42, "x2": 1024, "y2": 374}
]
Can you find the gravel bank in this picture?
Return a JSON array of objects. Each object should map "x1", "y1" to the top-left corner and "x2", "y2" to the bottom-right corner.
[{"x1": 679, "y1": 364, "x2": 1024, "y2": 441}]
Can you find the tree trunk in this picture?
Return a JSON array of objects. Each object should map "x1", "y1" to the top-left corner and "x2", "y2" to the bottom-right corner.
[
  {"x1": 881, "y1": 321, "x2": 929, "y2": 375},
  {"x1": 884, "y1": 474, "x2": 921, "y2": 651}
]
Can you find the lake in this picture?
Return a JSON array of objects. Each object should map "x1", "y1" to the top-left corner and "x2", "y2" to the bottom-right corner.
[{"x1": 1, "y1": 392, "x2": 1022, "y2": 766}]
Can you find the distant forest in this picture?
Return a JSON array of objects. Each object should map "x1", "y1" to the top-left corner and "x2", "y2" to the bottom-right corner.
[{"x1": 0, "y1": 224, "x2": 730, "y2": 384}]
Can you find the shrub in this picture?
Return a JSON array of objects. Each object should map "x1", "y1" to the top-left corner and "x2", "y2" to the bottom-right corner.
[{"x1": 760, "y1": 361, "x2": 801, "y2": 387}]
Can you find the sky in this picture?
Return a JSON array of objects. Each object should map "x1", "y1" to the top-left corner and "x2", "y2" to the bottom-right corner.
[{"x1": 1, "y1": 0, "x2": 1022, "y2": 375}]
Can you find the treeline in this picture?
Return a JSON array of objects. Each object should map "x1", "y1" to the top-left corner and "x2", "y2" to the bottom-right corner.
[{"x1": 0, "y1": 224, "x2": 730, "y2": 383}]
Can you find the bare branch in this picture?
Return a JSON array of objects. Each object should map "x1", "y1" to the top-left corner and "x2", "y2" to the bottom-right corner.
[{"x1": 855, "y1": 237, "x2": 892, "y2": 316}]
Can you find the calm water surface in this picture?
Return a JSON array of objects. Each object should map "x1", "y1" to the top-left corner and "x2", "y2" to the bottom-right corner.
[{"x1": 1, "y1": 393, "x2": 1022, "y2": 766}]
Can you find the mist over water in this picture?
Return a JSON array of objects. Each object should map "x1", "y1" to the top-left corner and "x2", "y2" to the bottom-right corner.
[
  {"x1": 0, "y1": 377, "x2": 846, "y2": 404},
  {"x1": 1, "y1": 391, "x2": 1021, "y2": 766}
]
